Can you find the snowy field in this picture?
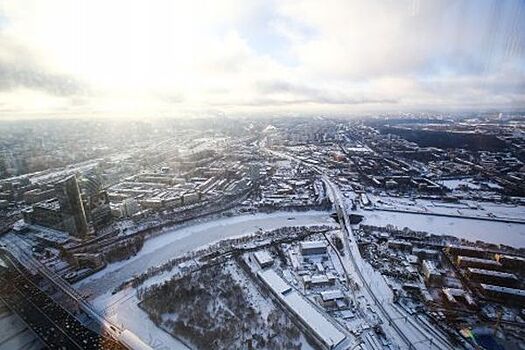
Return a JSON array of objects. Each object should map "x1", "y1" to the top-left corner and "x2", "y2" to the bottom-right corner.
[
  {"x1": 75, "y1": 211, "x2": 335, "y2": 350},
  {"x1": 361, "y1": 210, "x2": 525, "y2": 247},
  {"x1": 368, "y1": 194, "x2": 525, "y2": 222},
  {"x1": 93, "y1": 289, "x2": 190, "y2": 350},
  {"x1": 438, "y1": 178, "x2": 502, "y2": 191}
]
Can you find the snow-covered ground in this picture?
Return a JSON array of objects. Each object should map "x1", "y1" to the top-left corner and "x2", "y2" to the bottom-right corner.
[
  {"x1": 93, "y1": 289, "x2": 190, "y2": 350},
  {"x1": 361, "y1": 210, "x2": 525, "y2": 247},
  {"x1": 438, "y1": 178, "x2": 502, "y2": 191},
  {"x1": 368, "y1": 194, "x2": 525, "y2": 222},
  {"x1": 76, "y1": 211, "x2": 334, "y2": 297},
  {"x1": 74, "y1": 211, "x2": 335, "y2": 349}
]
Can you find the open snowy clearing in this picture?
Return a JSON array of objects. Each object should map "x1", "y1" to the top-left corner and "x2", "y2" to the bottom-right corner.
[{"x1": 367, "y1": 194, "x2": 525, "y2": 222}]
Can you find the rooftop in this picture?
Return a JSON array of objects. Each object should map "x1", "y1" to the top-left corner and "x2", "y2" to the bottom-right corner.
[
  {"x1": 320, "y1": 290, "x2": 345, "y2": 301},
  {"x1": 258, "y1": 269, "x2": 346, "y2": 349},
  {"x1": 300, "y1": 241, "x2": 327, "y2": 250},
  {"x1": 480, "y1": 284, "x2": 525, "y2": 297},
  {"x1": 467, "y1": 268, "x2": 517, "y2": 280}
]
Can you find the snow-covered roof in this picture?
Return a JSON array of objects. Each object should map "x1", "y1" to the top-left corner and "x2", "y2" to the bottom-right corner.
[
  {"x1": 480, "y1": 284, "x2": 525, "y2": 297},
  {"x1": 467, "y1": 268, "x2": 517, "y2": 280},
  {"x1": 300, "y1": 241, "x2": 326, "y2": 250},
  {"x1": 457, "y1": 256, "x2": 501, "y2": 266},
  {"x1": 254, "y1": 250, "x2": 273, "y2": 267},
  {"x1": 257, "y1": 269, "x2": 291, "y2": 295},
  {"x1": 320, "y1": 289, "x2": 345, "y2": 301},
  {"x1": 258, "y1": 269, "x2": 346, "y2": 349}
]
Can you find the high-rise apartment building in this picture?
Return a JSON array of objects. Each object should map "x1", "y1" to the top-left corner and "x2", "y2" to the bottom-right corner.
[{"x1": 54, "y1": 175, "x2": 89, "y2": 238}]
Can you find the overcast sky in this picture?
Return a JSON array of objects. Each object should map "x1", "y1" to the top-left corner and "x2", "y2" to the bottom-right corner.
[{"x1": 0, "y1": 0, "x2": 524, "y2": 118}]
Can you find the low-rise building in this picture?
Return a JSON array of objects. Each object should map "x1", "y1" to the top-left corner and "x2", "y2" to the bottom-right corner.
[
  {"x1": 254, "y1": 250, "x2": 274, "y2": 268},
  {"x1": 388, "y1": 239, "x2": 413, "y2": 253},
  {"x1": 494, "y1": 254, "x2": 525, "y2": 272},
  {"x1": 320, "y1": 290, "x2": 347, "y2": 309},
  {"x1": 300, "y1": 241, "x2": 327, "y2": 255},
  {"x1": 480, "y1": 284, "x2": 525, "y2": 304},
  {"x1": 446, "y1": 245, "x2": 487, "y2": 259},
  {"x1": 456, "y1": 256, "x2": 502, "y2": 270},
  {"x1": 442, "y1": 288, "x2": 476, "y2": 308}
]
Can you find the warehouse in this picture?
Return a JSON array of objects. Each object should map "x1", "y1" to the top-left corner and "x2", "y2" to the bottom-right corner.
[
  {"x1": 300, "y1": 241, "x2": 327, "y2": 256},
  {"x1": 254, "y1": 250, "x2": 274, "y2": 268},
  {"x1": 258, "y1": 269, "x2": 347, "y2": 350},
  {"x1": 320, "y1": 290, "x2": 347, "y2": 309}
]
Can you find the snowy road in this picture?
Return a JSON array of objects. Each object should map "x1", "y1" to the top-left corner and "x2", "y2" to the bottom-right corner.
[{"x1": 325, "y1": 178, "x2": 455, "y2": 350}]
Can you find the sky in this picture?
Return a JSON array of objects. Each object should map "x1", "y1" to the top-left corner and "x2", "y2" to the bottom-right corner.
[{"x1": 0, "y1": 0, "x2": 524, "y2": 119}]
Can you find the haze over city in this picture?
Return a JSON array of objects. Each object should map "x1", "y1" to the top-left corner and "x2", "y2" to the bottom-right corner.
[
  {"x1": 0, "y1": 1, "x2": 525, "y2": 350},
  {"x1": 1, "y1": 0, "x2": 524, "y2": 118}
]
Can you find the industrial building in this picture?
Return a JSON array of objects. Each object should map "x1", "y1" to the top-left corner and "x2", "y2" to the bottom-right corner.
[
  {"x1": 303, "y1": 274, "x2": 336, "y2": 289},
  {"x1": 254, "y1": 250, "x2": 274, "y2": 268},
  {"x1": 300, "y1": 241, "x2": 327, "y2": 255},
  {"x1": 320, "y1": 290, "x2": 347, "y2": 309},
  {"x1": 257, "y1": 269, "x2": 347, "y2": 350}
]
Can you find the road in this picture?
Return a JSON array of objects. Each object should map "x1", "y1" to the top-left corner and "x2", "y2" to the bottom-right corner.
[
  {"x1": 2, "y1": 234, "x2": 153, "y2": 350},
  {"x1": 265, "y1": 147, "x2": 456, "y2": 350},
  {"x1": 0, "y1": 251, "x2": 126, "y2": 350}
]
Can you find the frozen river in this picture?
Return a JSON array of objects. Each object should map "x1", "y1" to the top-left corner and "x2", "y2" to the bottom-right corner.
[
  {"x1": 76, "y1": 210, "x2": 335, "y2": 297},
  {"x1": 75, "y1": 211, "x2": 334, "y2": 350},
  {"x1": 361, "y1": 210, "x2": 525, "y2": 247},
  {"x1": 74, "y1": 208, "x2": 525, "y2": 350}
]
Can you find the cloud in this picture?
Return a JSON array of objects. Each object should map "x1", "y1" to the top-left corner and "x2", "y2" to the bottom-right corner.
[
  {"x1": 0, "y1": 61, "x2": 87, "y2": 96},
  {"x1": 276, "y1": 0, "x2": 525, "y2": 79},
  {"x1": 255, "y1": 80, "x2": 398, "y2": 105},
  {"x1": 0, "y1": 35, "x2": 87, "y2": 96},
  {"x1": 0, "y1": 0, "x2": 523, "y2": 117}
]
